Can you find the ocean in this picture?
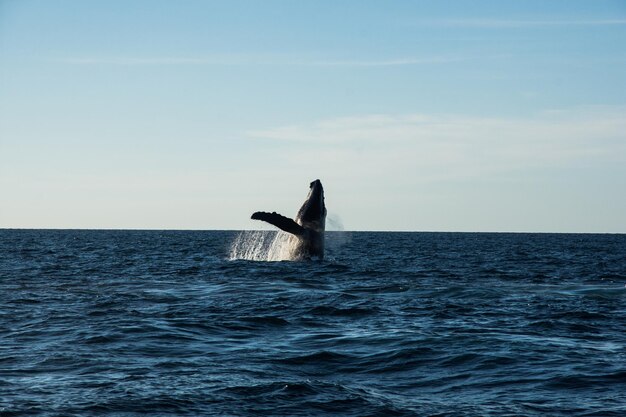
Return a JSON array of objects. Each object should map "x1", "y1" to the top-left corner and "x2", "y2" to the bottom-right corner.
[{"x1": 1, "y1": 229, "x2": 625, "y2": 416}]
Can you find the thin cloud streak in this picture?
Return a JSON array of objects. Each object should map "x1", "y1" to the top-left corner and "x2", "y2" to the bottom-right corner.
[
  {"x1": 425, "y1": 18, "x2": 626, "y2": 28},
  {"x1": 56, "y1": 55, "x2": 463, "y2": 67},
  {"x1": 58, "y1": 56, "x2": 255, "y2": 66},
  {"x1": 310, "y1": 57, "x2": 463, "y2": 67}
]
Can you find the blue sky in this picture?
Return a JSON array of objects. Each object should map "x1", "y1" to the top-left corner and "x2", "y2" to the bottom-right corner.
[{"x1": 1, "y1": 0, "x2": 625, "y2": 231}]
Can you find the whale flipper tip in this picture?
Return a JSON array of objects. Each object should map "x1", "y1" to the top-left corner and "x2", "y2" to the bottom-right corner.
[{"x1": 251, "y1": 211, "x2": 305, "y2": 236}]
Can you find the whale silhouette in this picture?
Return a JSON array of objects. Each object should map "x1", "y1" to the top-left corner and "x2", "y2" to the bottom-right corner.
[{"x1": 251, "y1": 179, "x2": 326, "y2": 260}]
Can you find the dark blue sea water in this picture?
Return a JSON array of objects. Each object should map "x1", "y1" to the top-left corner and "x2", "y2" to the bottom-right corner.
[{"x1": 1, "y1": 230, "x2": 625, "y2": 416}]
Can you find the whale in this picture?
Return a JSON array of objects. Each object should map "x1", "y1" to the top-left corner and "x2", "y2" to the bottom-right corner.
[{"x1": 251, "y1": 179, "x2": 326, "y2": 260}]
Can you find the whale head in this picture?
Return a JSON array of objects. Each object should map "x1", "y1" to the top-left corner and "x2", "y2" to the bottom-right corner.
[{"x1": 296, "y1": 179, "x2": 326, "y2": 230}]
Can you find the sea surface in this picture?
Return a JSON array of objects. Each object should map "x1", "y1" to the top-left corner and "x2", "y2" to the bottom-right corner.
[{"x1": 1, "y1": 229, "x2": 625, "y2": 416}]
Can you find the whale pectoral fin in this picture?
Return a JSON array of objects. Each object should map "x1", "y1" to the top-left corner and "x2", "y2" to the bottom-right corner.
[{"x1": 251, "y1": 211, "x2": 305, "y2": 236}]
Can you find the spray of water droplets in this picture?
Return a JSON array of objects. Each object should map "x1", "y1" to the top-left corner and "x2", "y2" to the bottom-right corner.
[{"x1": 228, "y1": 230, "x2": 298, "y2": 261}]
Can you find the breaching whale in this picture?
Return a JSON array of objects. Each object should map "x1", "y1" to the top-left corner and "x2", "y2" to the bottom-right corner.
[{"x1": 251, "y1": 179, "x2": 326, "y2": 260}]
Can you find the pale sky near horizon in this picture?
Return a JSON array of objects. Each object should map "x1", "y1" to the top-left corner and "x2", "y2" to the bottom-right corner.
[{"x1": 1, "y1": 0, "x2": 625, "y2": 232}]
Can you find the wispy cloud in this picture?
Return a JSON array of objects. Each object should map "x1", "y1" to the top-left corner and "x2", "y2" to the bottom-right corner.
[
  {"x1": 310, "y1": 56, "x2": 462, "y2": 67},
  {"x1": 248, "y1": 107, "x2": 626, "y2": 182},
  {"x1": 425, "y1": 18, "x2": 626, "y2": 29},
  {"x1": 58, "y1": 56, "x2": 256, "y2": 66},
  {"x1": 57, "y1": 55, "x2": 462, "y2": 67}
]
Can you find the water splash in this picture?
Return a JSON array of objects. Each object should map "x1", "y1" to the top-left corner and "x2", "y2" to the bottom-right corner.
[
  {"x1": 326, "y1": 214, "x2": 344, "y2": 231},
  {"x1": 229, "y1": 230, "x2": 297, "y2": 261}
]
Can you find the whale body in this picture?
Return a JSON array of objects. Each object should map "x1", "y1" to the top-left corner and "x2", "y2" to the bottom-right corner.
[{"x1": 251, "y1": 179, "x2": 326, "y2": 260}]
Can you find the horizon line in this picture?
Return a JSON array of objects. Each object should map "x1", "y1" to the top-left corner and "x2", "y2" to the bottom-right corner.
[{"x1": 1, "y1": 227, "x2": 623, "y2": 235}]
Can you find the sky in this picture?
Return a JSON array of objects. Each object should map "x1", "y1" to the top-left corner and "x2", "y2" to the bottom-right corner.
[{"x1": 1, "y1": 0, "x2": 625, "y2": 232}]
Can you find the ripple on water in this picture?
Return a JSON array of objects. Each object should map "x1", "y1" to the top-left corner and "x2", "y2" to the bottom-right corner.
[{"x1": 1, "y1": 230, "x2": 625, "y2": 416}]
